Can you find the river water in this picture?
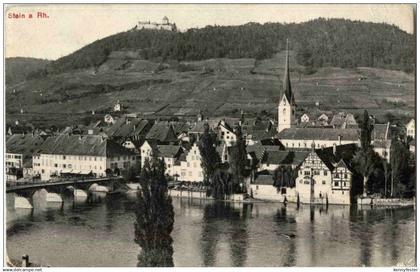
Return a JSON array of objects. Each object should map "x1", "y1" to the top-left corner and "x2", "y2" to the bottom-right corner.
[{"x1": 6, "y1": 192, "x2": 416, "y2": 267}]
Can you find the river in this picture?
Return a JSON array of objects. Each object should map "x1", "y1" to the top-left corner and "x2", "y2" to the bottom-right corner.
[{"x1": 6, "y1": 192, "x2": 416, "y2": 267}]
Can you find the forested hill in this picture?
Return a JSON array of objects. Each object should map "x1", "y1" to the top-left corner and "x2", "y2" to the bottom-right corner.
[{"x1": 45, "y1": 18, "x2": 414, "y2": 74}]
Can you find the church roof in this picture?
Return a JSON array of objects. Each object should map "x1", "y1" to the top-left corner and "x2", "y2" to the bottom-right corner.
[{"x1": 277, "y1": 128, "x2": 359, "y2": 141}]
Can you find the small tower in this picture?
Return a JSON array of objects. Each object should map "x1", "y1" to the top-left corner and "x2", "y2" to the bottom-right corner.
[
  {"x1": 277, "y1": 39, "x2": 296, "y2": 133},
  {"x1": 162, "y1": 16, "x2": 169, "y2": 25}
]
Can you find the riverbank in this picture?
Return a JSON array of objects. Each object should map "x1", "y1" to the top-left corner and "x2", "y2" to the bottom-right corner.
[{"x1": 168, "y1": 189, "x2": 415, "y2": 207}]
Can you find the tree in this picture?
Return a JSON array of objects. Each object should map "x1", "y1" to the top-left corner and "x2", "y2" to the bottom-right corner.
[
  {"x1": 229, "y1": 125, "x2": 248, "y2": 193},
  {"x1": 209, "y1": 168, "x2": 234, "y2": 200},
  {"x1": 134, "y1": 158, "x2": 174, "y2": 267},
  {"x1": 198, "y1": 123, "x2": 221, "y2": 187},
  {"x1": 122, "y1": 161, "x2": 141, "y2": 181},
  {"x1": 352, "y1": 148, "x2": 377, "y2": 197},
  {"x1": 359, "y1": 110, "x2": 374, "y2": 151},
  {"x1": 273, "y1": 165, "x2": 296, "y2": 191},
  {"x1": 390, "y1": 138, "x2": 411, "y2": 197}
]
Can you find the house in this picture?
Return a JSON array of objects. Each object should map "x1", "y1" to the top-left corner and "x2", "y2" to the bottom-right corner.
[
  {"x1": 259, "y1": 150, "x2": 309, "y2": 172},
  {"x1": 104, "y1": 117, "x2": 151, "y2": 143},
  {"x1": 104, "y1": 114, "x2": 115, "y2": 125},
  {"x1": 173, "y1": 143, "x2": 204, "y2": 183},
  {"x1": 406, "y1": 119, "x2": 415, "y2": 139},
  {"x1": 6, "y1": 134, "x2": 46, "y2": 182},
  {"x1": 295, "y1": 144, "x2": 357, "y2": 205},
  {"x1": 300, "y1": 113, "x2": 311, "y2": 123},
  {"x1": 33, "y1": 134, "x2": 136, "y2": 181},
  {"x1": 278, "y1": 127, "x2": 360, "y2": 149},
  {"x1": 114, "y1": 100, "x2": 122, "y2": 112},
  {"x1": 139, "y1": 141, "x2": 183, "y2": 177},
  {"x1": 218, "y1": 120, "x2": 237, "y2": 146},
  {"x1": 372, "y1": 123, "x2": 391, "y2": 162},
  {"x1": 317, "y1": 113, "x2": 330, "y2": 126}
]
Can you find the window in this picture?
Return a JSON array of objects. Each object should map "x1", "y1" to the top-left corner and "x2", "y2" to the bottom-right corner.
[
  {"x1": 299, "y1": 180, "x2": 303, "y2": 184},
  {"x1": 94, "y1": 157, "x2": 97, "y2": 161},
  {"x1": 68, "y1": 164, "x2": 72, "y2": 169},
  {"x1": 344, "y1": 173, "x2": 348, "y2": 179},
  {"x1": 167, "y1": 164, "x2": 171, "y2": 168},
  {"x1": 63, "y1": 164, "x2": 67, "y2": 168},
  {"x1": 324, "y1": 170, "x2": 328, "y2": 176},
  {"x1": 63, "y1": 155, "x2": 66, "y2": 160},
  {"x1": 256, "y1": 185, "x2": 259, "y2": 189},
  {"x1": 304, "y1": 171, "x2": 311, "y2": 176},
  {"x1": 41, "y1": 169, "x2": 45, "y2": 174},
  {"x1": 322, "y1": 180, "x2": 326, "y2": 185},
  {"x1": 335, "y1": 173, "x2": 339, "y2": 178},
  {"x1": 334, "y1": 181, "x2": 339, "y2": 186},
  {"x1": 283, "y1": 109, "x2": 286, "y2": 115},
  {"x1": 187, "y1": 162, "x2": 190, "y2": 167}
]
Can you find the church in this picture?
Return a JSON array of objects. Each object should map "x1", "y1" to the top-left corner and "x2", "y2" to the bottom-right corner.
[{"x1": 276, "y1": 40, "x2": 360, "y2": 149}]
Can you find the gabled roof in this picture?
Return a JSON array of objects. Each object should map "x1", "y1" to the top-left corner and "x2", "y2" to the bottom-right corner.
[
  {"x1": 313, "y1": 143, "x2": 357, "y2": 171},
  {"x1": 6, "y1": 134, "x2": 45, "y2": 158},
  {"x1": 105, "y1": 118, "x2": 150, "y2": 138},
  {"x1": 146, "y1": 122, "x2": 177, "y2": 143},
  {"x1": 262, "y1": 150, "x2": 309, "y2": 166},
  {"x1": 372, "y1": 123, "x2": 389, "y2": 141},
  {"x1": 37, "y1": 134, "x2": 134, "y2": 157},
  {"x1": 156, "y1": 145, "x2": 182, "y2": 158},
  {"x1": 278, "y1": 128, "x2": 359, "y2": 141}
]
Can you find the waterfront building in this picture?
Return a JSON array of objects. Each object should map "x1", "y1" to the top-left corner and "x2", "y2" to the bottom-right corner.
[
  {"x1": 33, "y1": 134, "x2": 136, "y2": 181},
  {"x1": 173, "y1": 142, "x2": 204, "y2": 183},
  {"x1": 295, "y1": 143, "x2": 356, "y2": 205},
  {"x1": 6, "y1": 133, "x2": 46, "y2": 181},
  {"x1": 140, "y1": 140, "x2": 183, "y2": 176}
]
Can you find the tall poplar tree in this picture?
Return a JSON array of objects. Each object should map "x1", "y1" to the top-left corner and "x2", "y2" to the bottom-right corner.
[{"x1": 134, "y1": 158, "x2": 174, "y2": 267}]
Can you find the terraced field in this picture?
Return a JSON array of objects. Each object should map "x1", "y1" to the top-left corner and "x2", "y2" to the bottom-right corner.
[{"x1": 6, "y1": 50, "x2": 415, "y2": 128}]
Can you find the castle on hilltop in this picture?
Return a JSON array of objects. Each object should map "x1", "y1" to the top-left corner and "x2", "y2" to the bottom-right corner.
[{"x1": 134, "y1": 16, "x2": 177, "y2": 31}]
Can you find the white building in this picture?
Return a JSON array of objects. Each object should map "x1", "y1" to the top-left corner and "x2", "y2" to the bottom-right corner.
[
  {"x1": 300, "y1": 113, "x2": 311, "y2": 123},
  {"x1": 295, "y1": 144, "x2": 355, "y2": 205},
  {"x1": 104, "y1": 114, "x2": 115, "y2": 125},
  {"x1": 173, "y1": 143, "x2": 204, "y2": 183},
  {"x1": 278, "y1": 127, "x2": 360, "y2": 149},
  {"x1": 140, "y1": 140, "x2": 182, "y2": 177},
  {"x1": 218, "y1": 120, "x2": 237, "y2": 147},
  {"x1": 250, "y1": 174, "x2": 297, "y2": 202},
  {"x1": 277, "y1": 40, "x2": 296, "y2": 133},
  {"x1": 136, "y1": 16, "x2": 176, "y2": 31},
  {"x1": 113, "y1": 101, "x2": 122, "y2": 112},
  {"x1": 406, "y1": 119, "x2": 415, "y2": 139},
  {"x1": 33, "y1": 134, "x2": 136, "y2": 181}
]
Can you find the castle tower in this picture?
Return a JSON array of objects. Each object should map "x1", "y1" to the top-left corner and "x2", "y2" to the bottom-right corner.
[{"x1": 277, "y1": 39, "x2": 296, "y2": 133}]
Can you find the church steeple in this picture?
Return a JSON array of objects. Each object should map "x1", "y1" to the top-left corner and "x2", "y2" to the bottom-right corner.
[
  {"x1": 277, "y1": 38, "x2": 296, "y2": 133},
  {"x1": 282, "y1": 39, "x2": 294, "y2": 104}
]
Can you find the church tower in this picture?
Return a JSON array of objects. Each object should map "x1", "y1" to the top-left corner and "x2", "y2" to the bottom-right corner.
[{"x1": 277, "y1": 39, "x2": 296, "y2": 133}]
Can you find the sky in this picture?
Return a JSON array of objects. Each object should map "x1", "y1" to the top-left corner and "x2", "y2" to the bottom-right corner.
[{"x1": 4, "y1": 4, "x2": 415, "y2": 60}]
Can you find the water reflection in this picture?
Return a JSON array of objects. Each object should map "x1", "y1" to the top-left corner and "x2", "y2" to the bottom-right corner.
[{"x1": 5, "y1": 194, "x2": 416, "y2": 267}]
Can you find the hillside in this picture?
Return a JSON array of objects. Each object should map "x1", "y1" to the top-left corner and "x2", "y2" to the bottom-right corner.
[
  {"x1": 31, "y1": 18, "x2": 415, "y2": 76},
  {"x1": 5, "y1": 57, "x2": 50, "y2": 85},
  {"x1": 6, "y1": 48, "x2": 415, "y2": 129}
]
